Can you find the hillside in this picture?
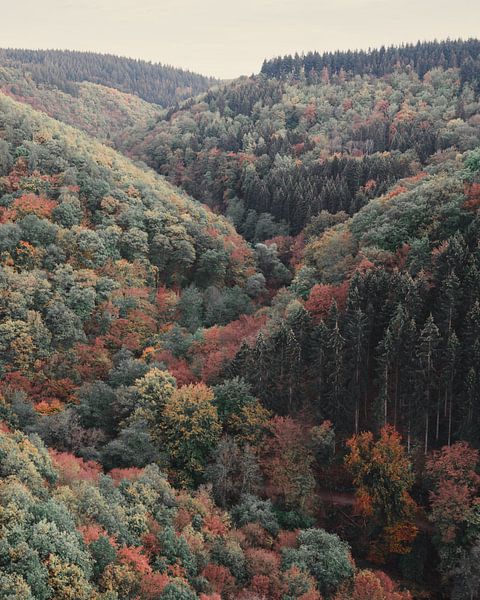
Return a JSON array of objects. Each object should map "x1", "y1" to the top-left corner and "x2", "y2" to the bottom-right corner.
[
  {"x1": 121, "y1": 39, "x2": 480, "y2": 242},
  {"x1": 0, "y1": 48, "x2": 217, "y2": 106},
  {"x1": 1, "y1": 39, "x2": 480, "y2": 600},
  {"x1": 0, "y1": 90, "x2": 264, "y2": 406},
  {"x1": 0, "y1": 64, "x2": 161, "y2": 145},
  {"x1": 1, "y1": 423, "x2": 415, "y2": 600},
  {"x1": 230, "y1": 150, "x2": 480, "y2": 440},
  {"x1": 0, "y1": 89, "x2": 393, "y2": 600},
  {"x1": 261, "y1": 38, "x2": 480, "y2": 84}
]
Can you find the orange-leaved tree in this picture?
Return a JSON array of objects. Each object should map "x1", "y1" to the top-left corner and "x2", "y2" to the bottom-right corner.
[{"x1": 345, "y1": 426, "x2": 417, "y2": 563}]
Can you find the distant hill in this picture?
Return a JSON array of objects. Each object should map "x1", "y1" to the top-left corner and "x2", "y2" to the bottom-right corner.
[
  {"x1": 0, "y1": 63, "x2": 161, "y2": 145},
  {"x1": 121, "y1": 39, "x2": 480, "y2": 240},
  {"x1": 0, "y1": 48, "x2": 217, "y2": 106},
  {"x1": 261, "y1": 38, "x2": 480, "y2": 87}
]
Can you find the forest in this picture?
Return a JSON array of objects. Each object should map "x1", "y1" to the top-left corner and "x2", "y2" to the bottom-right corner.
[
  {"x1": 0, "y1": 49, "x2": 217, "y2": 107},
  {"x1": 261, "y1": 39, "x2": 480, "y2": 86},
  {"x1": 0, "y1": 39, "x2": 480, "y2": 599}
]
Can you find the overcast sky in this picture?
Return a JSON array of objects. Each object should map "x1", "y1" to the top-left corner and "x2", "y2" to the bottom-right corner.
[{"x1": 1, "y1": 0, "x2": 479, "y2": 78}]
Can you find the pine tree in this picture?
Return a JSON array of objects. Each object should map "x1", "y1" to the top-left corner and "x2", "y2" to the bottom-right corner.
[
  {"x1": 311, "y1": 320, "x2": 330, "y2": 420},
  {"x1": 415, "y1": 316, "x2": 441, "y2": 454},
  {"x1": 459, "y1": 302, "x2": 480, "y2": 440},
  {"x1": 251, "y1": 331, "x2": 274, "y2": 405},
  {"x1": 324, "y1": 304, "x2": 347, "y2": 427},
  {"x1": 345, "y1": 305, "x2": 368, "y2": 433},
  {"x1": 442, "y1": 331, "x2": 459, "y2": 446}
]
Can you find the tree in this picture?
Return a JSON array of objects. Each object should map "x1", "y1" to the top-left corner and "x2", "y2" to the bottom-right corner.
[
  {"x1": 213, "y1": 377, "x2": 269, "y2": 444},
  {"x1": 345, "y1": 426, "x2": 417, "y2": 563},
  {"x1": 268, "y1": 324, "x2": 302, "y2": 413},
  {"x1": 254, "y1": 243, "x2": 292, "y2": 288},
  {"x1": 415, "y1": 316, "x2": 440, "y2": 454},
  {"x1": 344, "y1": 304, "x2": 368, "y2": 434},
  {"x1": 101, "y1": 421, "x2": 160, "y2": 470},
  {"x1": 460, "y1": 301, "x2": 480, "y2": 440},
  {"x1": 131, "y1": 368, "x2": 177, "y2": 438},
  {"x1": 161, "y1": 383, "x2": 221, "y2": 485},
  {"x1": 282, "y1": 528, "x2": 354, "y2": 597},
  {"x1": 45, "y1": 302, "x2": 84, "y2": 348},
  {"x1": 0, "y1": 572, "x2": 33, "y2": 600},
  {"x1": 178, "y1": 285, "x2": 204, "y2": 332},
  {"x1": 281, "y1": 566, "x2": 322, "y2": 600},
  {"x1": 206, "y1": 437, "x2": 261, "y2": 506},
  {"x1": 261, "y1": 417, "x2": 316, "y2": 512},
  {"x1": 203, "y1": 286, "x2": 253, "y2": 327},
  {"x1": 77, "y1": 381, "x2": 116, "y2": 434},
  {"x1": 195, "y1": 249, "x2": 229, "y2": 288},
  {"x1": 305, "y1": 283, "x2": 348, "y2": 324},
  {"x1": 334, "y1": 569, "x2": 412, "y2": 600},
  {"x1": 202, "y1": 563, "x2": 236, "y2": 597},
  {"x1": 310, "y1": 421, "x2": 335, "y2": 465},
  {"x1": 159, "y1": 582, "x2": 198, "y2": 599},
  {"x1": 425, "y1": 442, "x2": 480, "y2": 579},
  {"x1": 89, "y1": 536, "x2": 117, "y2": 581},
  {"x1": 45, "y1": 554, "x2": 94, "y2": 600},
  {"x1": 375, "y1": 304, "x2": 411, "y2": 432},
  {"x1": 231, "y1": 494, "x2": 279, "y2": 536},
  {"x1": 324, "y1": 309, "x2": 347, "y2": 426},
  {"x1": 451, "y1": 539, "x2": 480, "y2": 600},
  {"x1": 442, "y1": 331, "x2": 459, "y2": 446}
]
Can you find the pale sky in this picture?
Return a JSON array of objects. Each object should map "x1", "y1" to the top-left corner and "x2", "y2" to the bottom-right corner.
[{"x1": 1, "y1": 0, "x2": 479, "y2": 78}]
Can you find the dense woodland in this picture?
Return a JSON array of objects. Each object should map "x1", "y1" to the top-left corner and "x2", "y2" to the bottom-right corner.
[
  {"x1": 0, "y1": 40, "x2": 480, "y2": 599},
  {"x1": 0, "y1": 49, "x2": 217, "y2": 106},
  {"x1": 120, "y1": 48, "x2": 479, "y2": 240},
  {"x1": 0, "y1": 65, "x2": 161, "y2": 146},
  {"x1": 261, "y1": 39, "x2": 480, "y2": 87}
]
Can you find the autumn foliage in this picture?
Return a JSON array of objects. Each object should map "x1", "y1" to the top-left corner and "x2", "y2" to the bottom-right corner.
[
  {"x1": 426, "y1": 442, "x2": 480, "y2": 543},
  {"x1": 346, "y1": 426, "x2": 417, "y2": 562}
]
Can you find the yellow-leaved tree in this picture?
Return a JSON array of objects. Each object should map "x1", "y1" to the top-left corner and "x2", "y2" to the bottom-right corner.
[{"x1": 161, "y1": 383, "x2": 222, "y2": 486}]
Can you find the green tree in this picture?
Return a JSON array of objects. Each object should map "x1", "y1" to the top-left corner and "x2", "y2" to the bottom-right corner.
[
  {"x1": 161, "y1": 383, "x2": 221, "y2": 485},
  {"x1": 415, "y1": 315, "x2": 441, "y2": 454},
  {"x1": 132, "y1": 368, "x2": 177, "y2": 438},
  {"x1": 282, "y1": 528, "x2": 353, "y2": 597}
]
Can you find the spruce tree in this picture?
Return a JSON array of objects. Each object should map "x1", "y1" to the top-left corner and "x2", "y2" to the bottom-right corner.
[{"x1": 415, "y1": 315, "x2": 441, "y2": 454}]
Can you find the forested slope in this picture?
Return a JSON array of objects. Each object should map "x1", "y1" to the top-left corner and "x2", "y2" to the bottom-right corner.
[
  {"x1": 121, "y1": 39, "x2": 480, "y2": 243},
  {"x1": 0, "y1": 89, "x2": 411, "y2": 600},
  {"x1": 230, "y1": 151, "x2": 480, "y2": 444},
  {"x1": 1, "y1": 423, "x2": 415, "y2": 600},
  {"x1": 0, "y1": 64, "x2": 161, "y2": 145},
  {"x1": 0, "y1": 90, "x2": 264, "y2": 413},
  {"x1": 2, "y1": 40, "x2": 480, "y2": 599},
  {"x1": 0, "y1": 48, "x2": 217, "y2": 106},
  {"x1": 261, "y1": 38, "x2": 480, "y2": 84}
]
